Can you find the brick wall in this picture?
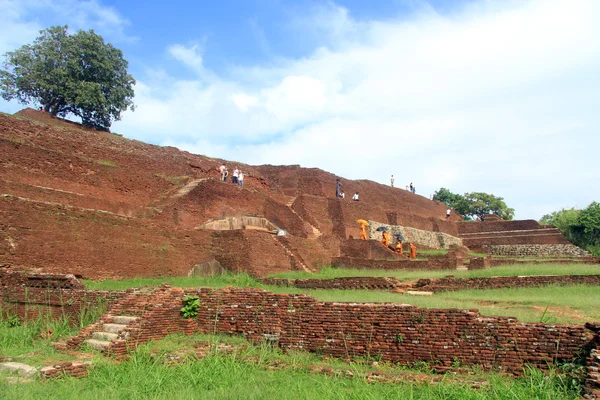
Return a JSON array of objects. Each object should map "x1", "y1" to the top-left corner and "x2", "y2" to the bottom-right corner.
[
  {"x1": 186, "y1": 287, "x2": 591, "y2": 374},
  {"x1": 210, "y1": 230, "x2": 295, "y2": 276},
  {"x1": 0, "y1": 267, "x2": 123, "y2": 321},
  {"x1": 457, "y1": 220, "x2": 543, "y2": 234},
  {"x1": 332, "y1": 256, "x2": 461, "y2": 270},
  {"x1": 585, "y1": 323, "x2": 600, "y2": 399},
  {"x1": 86, "y1": 285, "x2": 590, "y2": 374},
  {"x1": 260, "y1": 277, "x2": 403, "y2": 291},
  {"x1": 41, "y1": 361, "x2": 90, "y2": 379}
]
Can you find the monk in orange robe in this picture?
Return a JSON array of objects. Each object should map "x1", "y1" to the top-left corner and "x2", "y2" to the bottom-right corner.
[
  {"x1": 395, "y1": 241, "x2": 403, "y2": 254},
  {"x1": 409, "y1": 243, "x2": 417, "y2": 259},
  {"x1": 359, "y1": 224, "x2": 368, "y2": 240},
  {"x1": 382, "y1": 231, "x2": 389, "y2": 248}
]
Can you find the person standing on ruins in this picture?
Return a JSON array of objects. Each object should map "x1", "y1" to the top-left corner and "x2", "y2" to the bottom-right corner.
[
  {"x1": 395, "y1": 240, "x2": 403, "y2": 255},
  {"x1": 232, "y1": 167, "x2": 239, "y2": 184},
  {"x1": 409, "y1": 243, "x2": 417, "y2": 259},
  {"x1": 382, "y1": 231, "x2": 390, "y2": 248},
  {"x1": 238, "y1": 170, "x2": 244, "y2": 187},
  {"x1": 219, "y1": 164, "x2": 226, "y2": 181},
  {"x1": 446, "y1": 209, "x2": 451, "y2": 220},
  {"x1": 352, "y1": 192, "x2": 359, "y2": 201},
  {"x1": 336, "y1": 179, "x2": 341, "y2": 198},
  {"x1": 391, "y1": 175, "x2": 395, "y2": 187}
]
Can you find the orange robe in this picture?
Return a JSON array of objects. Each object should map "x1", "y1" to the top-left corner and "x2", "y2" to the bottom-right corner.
[
  {"x1": 359, "y1": 225, "x2": 367, "y2": 240},
  {"x1": 382, "y1": 231, "x2": 389, "y2": 248},
  {"x1": 409, "y1": 244, "x2": 417, "y2": 259},
  {"x1": 395, "y1": 242, "x2": 403, "y2": 254}
]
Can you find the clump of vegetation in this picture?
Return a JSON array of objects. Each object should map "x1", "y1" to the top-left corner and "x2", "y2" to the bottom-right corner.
[
  {"x1": 541, "y1": 202, "x2": 600, "y2": 256},
  {"x1": 96, "y1": 160, "x2": 117, "y2": 167},
  {"x1": 180, "y1": 295, "x2": 200, "y2": 319},
  {"x1": 433, "y1": 187, "x2": 515, "y2": 220}
]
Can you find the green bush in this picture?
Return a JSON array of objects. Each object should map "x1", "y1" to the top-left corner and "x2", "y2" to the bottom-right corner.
[{"x1": 181, "y1": 295, "x2": 200, "y2": 319}]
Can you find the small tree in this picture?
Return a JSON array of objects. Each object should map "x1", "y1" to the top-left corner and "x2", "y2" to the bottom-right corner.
[
  {"x1": 433, "y1": 188, "x2": 514, "y2": 221},
  {"x1": 463, "y1": 192, "x2": 515, "y2": 221},
  {"x1": 0, "y1": 26, "x2": 135, "y2": 131}
]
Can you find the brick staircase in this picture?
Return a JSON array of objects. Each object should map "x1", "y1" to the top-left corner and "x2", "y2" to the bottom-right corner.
[
  {"x1": 272, "y1": 235, "x2": 317, "y2": 273},
  {"x1": 286, "y1": 196, "x2": 323, "y2": 240},
  {"x1": 84, "y1": 315, "x2": 139, "y2": 351}
]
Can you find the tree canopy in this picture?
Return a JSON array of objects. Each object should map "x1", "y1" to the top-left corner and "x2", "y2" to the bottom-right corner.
[
  {"x1": 541, "y1": 202, "x2": 600, "y2": 255},
  {"x1": 0, "y1": 25, "x2": 135, "y2": 131},
  {"x1": 433, "y1": 187, "x2": 515, "y2": 221}
]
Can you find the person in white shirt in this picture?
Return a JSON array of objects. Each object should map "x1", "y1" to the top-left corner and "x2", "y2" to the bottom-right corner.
[
  {"x1": 238, "y1": 171, "x2": 244, "y2": 187},
  {"x1": 352, "y1": 192, "x2": 359, "y2": 201},
  {"x1": 446, "y1": 209, "x2": 451, "y2": 219},
  {"x1": 219, "y1": 164, "x2": 226, "y2": 181},
  {"x1": 232, "y1": 167, "x2": 239, "y2": 184}
]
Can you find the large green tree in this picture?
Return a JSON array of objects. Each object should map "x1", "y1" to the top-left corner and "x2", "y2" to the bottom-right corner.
[
  {"x1": 433, "y1": 188, "x2": 514, "y2": 221},
  {"x1": 540, "y1": 202, "x2": 600, "y2": 255},
  {"x1": 0, "y1": 26, "x2": 135, "y2": 131}
]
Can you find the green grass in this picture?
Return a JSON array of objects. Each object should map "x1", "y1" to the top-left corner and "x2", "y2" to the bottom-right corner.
[
  {"x1": 0, "y1": 301, "x2": 107, "y2": 366},
  {"x1": 0, "y1": 315, "x2": 83, "y2": 366},
  {"x1": 269, "y1": 264, "x2": 600, "y2": 281},
  {"x1": 0, "y1": 331, "x2": 583, "y2": 400},
  {"x1": 266, "y1": 284, "x2": 600, "y2": 324},
  {"x1": 84, "y1": 272, "x2": 261, "y2": 291},
  {"x1": 96, "y1": 159, "x2": 117, "y2": 167}
]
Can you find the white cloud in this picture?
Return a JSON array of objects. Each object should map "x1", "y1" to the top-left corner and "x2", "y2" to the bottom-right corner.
[
  {"x1": 115, "y1": 0, "x2": 600, "y2": 220},
  {"x1": 2, "y1": 0, "x2": 599, "y2": 219}
]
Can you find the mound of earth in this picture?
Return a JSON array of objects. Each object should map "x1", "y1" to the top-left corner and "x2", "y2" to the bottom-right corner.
[{"x1": 0, "y1": 109, "x2": 583, "y2": 278}]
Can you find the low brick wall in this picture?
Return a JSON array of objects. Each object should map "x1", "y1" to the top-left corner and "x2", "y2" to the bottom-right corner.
[
  {"x1": 83, "y1": 285, "x2": 593, "y2": 374},
  {"x1": 41, "y1": 361, "x2": 90, "y2": 379},
  {"x1": 187, "y1": 287, "x2": 591, "y2": 374},
  {"x1": 0, "y1": 268, "x2": 123, "y2": 322},
  {"x1": 332, "y1": 256, "x2": 461, "y2": 270},
  {"x1": 585, "y1": 323, "x2": 600, "y2": 399},
  {"x1": 414, "y1": 275, "x2": 600, "y2": 293},
  {"x1": 260, "y1": 277, "x2": 403, "y2": 291},
  {"x1": 469, "y1": 257, "x2": 491, "y2": 269}
]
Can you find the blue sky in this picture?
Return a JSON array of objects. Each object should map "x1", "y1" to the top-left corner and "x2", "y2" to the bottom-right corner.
[{"x1": 1, "y1": 0, "x2": 599, "y2": 220}]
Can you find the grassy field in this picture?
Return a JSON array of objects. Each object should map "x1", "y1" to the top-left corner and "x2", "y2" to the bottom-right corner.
[
  {"x1": 266, "y1": 284, "x2": 600, "y2": 324},
  {"x1": 0, "y1": 321, "x2": 584, "y2": 400},
  {"x1": 84, "y1": 272, "x2": 260, "y2": 291},
  {"x1": 269, "y1": 264, "x2": 600, "y2": 281},
  {"x1": 82, "y1": 265, "x2": 600, "y2": 324}
]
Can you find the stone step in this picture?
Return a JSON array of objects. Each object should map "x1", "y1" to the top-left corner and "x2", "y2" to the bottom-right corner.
[
  {"x1": 0, "y1": 362, "x2": 39, "y2": 377},
  {"x1": 406, "y1": 291, "x2": 433, "y2": 296},
  {"x1": 85, "y1": 339, "x2": 111, "y2": 351},
  {"x1": 103, "y1": 323, "x2": 128, "y2": 333},
  {"x1": 112, "y1": 315, "x2": 138, "y2": 325},
  {"x1": 92, "y1": 331, "x2": 119, "y2": 341}
]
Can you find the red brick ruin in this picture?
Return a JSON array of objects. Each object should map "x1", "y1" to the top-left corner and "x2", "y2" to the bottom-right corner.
[{"x1": 1, "y1": 110, "x2": 599, "y2": 395}]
